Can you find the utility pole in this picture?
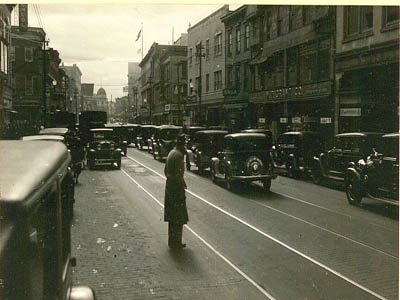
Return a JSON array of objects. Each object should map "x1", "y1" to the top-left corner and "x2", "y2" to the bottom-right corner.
[
  {"x1": 42, "y1": 33, "x2": 49, "y2": 126},
  {"x1": 176, "y1": 62, "x2": 182, "y2": 126},
  {"x1": 196, "y1": 42, "x2": 205, "y2": 125}
]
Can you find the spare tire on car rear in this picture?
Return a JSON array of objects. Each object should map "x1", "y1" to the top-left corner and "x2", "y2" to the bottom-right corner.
[{"x1": 245, "y1": 156, "x2": 263, "y2": 176}]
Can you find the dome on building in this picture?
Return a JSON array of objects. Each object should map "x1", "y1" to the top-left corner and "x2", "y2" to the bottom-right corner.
[{"x1": 97, "y1": 87, "x2": 106, "y2": 96}]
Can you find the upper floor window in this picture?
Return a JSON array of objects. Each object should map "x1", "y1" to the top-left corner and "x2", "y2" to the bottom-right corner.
[
  {"x1": 303, "y1": 6, "x2": 313, "y2": 25},
  {"x1": 266, "y1": 11, "x2": 272, "y2": 40},
  {"x1": 228, "y1": 31, "x2": 233, "y2": 56},
  {"x1": 344, "y1": 6, "x2": 373, "y2": 38},
  {"x1": 206, "y1": 39, "x2": 210, "y2": 57},
  {"x1": 25, "y1": 47, "x2": 33, "y2": 62},
  {"x1": 236, "y1": 28, "x2": 241, "y2": 53},
  {"x1": 214, "y1": 71, "x2": 222, "y2": 91},
  {"x1": 244, "y1": 25, "x2": 250, "y2": 50},
  {"x1": 216, "y1": 33, "x2": 222, "y2": 55},
  {"x1": 189, "y1": 48, "x2": 192, "y2": 65},
  {"x1": 383, "y1": 6, "x2": 400, "y2": 28}
]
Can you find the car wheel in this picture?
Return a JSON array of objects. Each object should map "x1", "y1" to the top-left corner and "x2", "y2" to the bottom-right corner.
[
  {"x1": 117, "y1": 160, "x2": 122, "y2": 169},
  {"x1": 311, "y1": 168, "x2": 323, "y2": 185},
  {"x1": 345, "y1": 176, "x2": 362, "y2": 206},
  {"x1": 211, "y1": 165, "x2": 217, "y2": 183},
  {"x1": 287, "y1": 161, "x2": 298, "y2": 178},
  {"x1": 186, "y1": 158, "x2": 191, "y2": 171},
  {"x1": 263, "y1": 179, "x2": 271, "y2": 191}
]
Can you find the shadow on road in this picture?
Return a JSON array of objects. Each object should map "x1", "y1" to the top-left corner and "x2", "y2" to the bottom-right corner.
[{"x1": 168, "y1": 248, "x2": 203, "y2": 273}]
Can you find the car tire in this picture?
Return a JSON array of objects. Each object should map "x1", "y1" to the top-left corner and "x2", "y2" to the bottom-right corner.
[
  {"x1": 117, "y1": 160, "x2": 122, "y2": 169},
  {"x1": 263, "y1": 179, "x2": 271, "y2": 191},
  {"x1": 345, "y1": 176, "x2": 362, "y2": 206},
  {"x1": 211, "y1": 165, "x2": 217, "y2": 183}
]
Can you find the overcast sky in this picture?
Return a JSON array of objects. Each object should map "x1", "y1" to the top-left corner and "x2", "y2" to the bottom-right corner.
[{"x1": 11, "y1": 4, "x2": 238, "y2": 100}]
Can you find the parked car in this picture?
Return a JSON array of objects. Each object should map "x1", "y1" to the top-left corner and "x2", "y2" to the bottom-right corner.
[
  {"x1": 123, "y1": 123, "x2": 140, "y2": 146},
  {"x1": 311, "y1": 132, "x2": 383, "y2": 185},
  {"x1": 87, "y1": 128, "x2": 122, "y2": 169},
  {"x1": 345, "y1": 132, "x2": 399, "y2": 206},
  {"x1": 185, "y1": 129, "x2": 228, "y2": 174},
  {"x1": 136, "y1": 125, "x2": 156, "y2": 150},
  {"x1": 0, "y1": 140, "x2": 95, "y2": 300},
  {"x1": 241, "y1": 129, "x2": 273, "y2": 147},
  {"x1": 272, "y1": 131, "x2": 323, "y2": 178},
  {"x1": 39, "y1": 127, "x2": 73, "y2": 144},
  {"x1": 211, "y1": 133, "x2": 277, "y2": 191},
  {"x1": 105, "y1": 123, "x2": 128, "y2": 156},
  {"x1": 183, "y1": 126, "x2": 206, "y2": 149},
  {"x1": 152, "y1": 125, "x2": 182, "y2": 161},
  {"x1": 147, "y1": 126, "x2": 158, "y2": 153}
]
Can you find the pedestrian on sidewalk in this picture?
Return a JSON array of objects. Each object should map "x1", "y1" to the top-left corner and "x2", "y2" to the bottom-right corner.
[{"x1": 164, "y1": 134, "x2": 188, "y2": 249}]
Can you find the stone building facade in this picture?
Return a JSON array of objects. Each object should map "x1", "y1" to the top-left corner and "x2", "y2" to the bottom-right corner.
[{"x1": 61, "y1": 63, "x2": 82, "y2": 117}]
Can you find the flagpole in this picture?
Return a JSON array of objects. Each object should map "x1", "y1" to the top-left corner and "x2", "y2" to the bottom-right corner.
[{"x1": 141, "y1": 23, "x2": 143, "y2": 60}]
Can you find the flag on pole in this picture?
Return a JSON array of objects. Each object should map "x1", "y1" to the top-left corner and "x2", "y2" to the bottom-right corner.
[{"x1": 135, "y1": 29, "x2": 141, "y2": 42}]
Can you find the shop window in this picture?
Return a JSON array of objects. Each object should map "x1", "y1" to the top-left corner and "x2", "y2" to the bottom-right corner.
[
  {"x1": 344, "y1": 6, "x2": 373, "y2": 39},
  {"x1": 244, "y1": 24, "x2": 250, "y2": 51},
  {"x1": 383, "y1": 6, "x2": 400, "y2": 28},
  {"x1": 236, "y1": 28, "x2": 241, "y2": 54},
  {"x1": 303, "y1": 6, "x2": 313, "y2": 25}
]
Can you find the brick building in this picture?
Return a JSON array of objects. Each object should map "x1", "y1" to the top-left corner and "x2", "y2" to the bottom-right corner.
[{"x1": 62, "y1": 63, "x2": 82, "y2": 117}]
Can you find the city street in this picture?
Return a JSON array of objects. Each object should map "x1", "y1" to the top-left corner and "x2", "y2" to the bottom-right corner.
[{"x1": 71, "y1": 146, "x2": 399, "y2": 300}]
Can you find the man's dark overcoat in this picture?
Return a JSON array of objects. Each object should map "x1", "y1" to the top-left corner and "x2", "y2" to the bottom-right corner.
[{"x1": 164, "y1": 147, "x2": 188, "y2": 224}]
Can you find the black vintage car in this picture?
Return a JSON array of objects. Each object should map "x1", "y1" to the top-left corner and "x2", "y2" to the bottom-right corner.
[
  {"x1": 123, "y1": 123, "x2": 140, "y2": 145},
  {"x1": 311, "y1": 132, "x2": 382, "y2": 185},
  {"x1": 0, "y1": 140, "x2": 95, "y2": 300},
  {"x1": 136, "y1": 125, "x2": 156, "y2": 150},
  {"x1": 345, "y1": 132, "x2": 399, "y2": 206},
  {"x1": 39, "y1": 127, "x2": 73, "y2": 144},
  {"x1": 211, "y1": 133, "x2": 277, "y2": 191},
  {"x1": 185, "y1": 130, "x2": 228, "y2": 174},
  {"x1": 152, "y1": 125, "x2": 182, "y2": 161},
  {"x1": 105, "y1": 123, "x2": 128, "y2": 156},
  {"x1": 273, "y1": 131, "x2": 323, "y2": 178},
  {"x1": 183, "y1": 126, "x2": 206, "y2": 149},
  {"x1": 87, "y1": 128, "x2": 122, "y2": 169}
]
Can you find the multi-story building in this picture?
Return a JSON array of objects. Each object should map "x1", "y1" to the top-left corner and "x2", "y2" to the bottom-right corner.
[
  {"x1": 248, "y1": 5, "x2": 336, "y2": 144},
  {"x1": 127, "y1": 62, "x2": 140, "y2": 122},
  {"x1": 82, "y1": 85, "x2": 108, "y2": 113},
  {"x1": 11, "y1": 25, "x2": 66, "y2": 127},
  {"x1": 0, "y1": 4, "x2": 15, "y2": 138},
  {"x1": 221, "y1": 5, "x2": 253, "y2": 132},
  {"x1": 159, "y1": 45, "x2": 187, "y2": 125},
  {"x1": 187, "y1": 5, "x2": 229, "y2": 126},
  {"x1": 139, "y1": 42, "x2": 173, "y2": 124},
  {"x1": 335, "y1": 6, "x2": 399, "y2": 134},
  {"x1": 61, "y1": 63, "x2": 82, "y2": 116}
]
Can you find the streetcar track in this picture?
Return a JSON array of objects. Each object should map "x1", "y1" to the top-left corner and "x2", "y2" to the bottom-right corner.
[
  {"x1": 120, "y1": 168, "x2": 276, "y2": 300},
  {"x1": 125, "y1": 154, "x2": 392, "y2": 300}
]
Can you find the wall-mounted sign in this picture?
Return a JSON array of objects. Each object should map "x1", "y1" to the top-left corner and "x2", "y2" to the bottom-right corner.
[
  {"x1": 280, "y1": 118, "x2": 287, "y2": 123},
  {"x1": 165, "y1": 104, "x2": 171, "y2": 112},
  {"x1": 320, "y1": 117, "x2": 332, "y2": 124},
  {"x1": 19, "y1": 5, "x2": 28, "y2": 31},
  {"x1": 292, "y1": 117, "x2": 302, "y2": 124},
  {"x1": 340, "y1": 108, "x2": 361, "y2": 117},
  {"x1": 258, "y1": 118, "x2": 266, "y2": 124}
]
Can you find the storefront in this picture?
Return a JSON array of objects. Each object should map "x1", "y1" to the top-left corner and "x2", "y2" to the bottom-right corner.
[{"x1": 222, "y1": 102, "x2": 249, "y2": 132}]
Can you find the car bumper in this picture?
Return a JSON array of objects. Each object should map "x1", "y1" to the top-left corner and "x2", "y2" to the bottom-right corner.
[
  {"x1": 231, "y1": 174, "x2": 277, "y2": 181},
  {"x1": 92, "y1": 159, "x2": 118, "y2": 165}
]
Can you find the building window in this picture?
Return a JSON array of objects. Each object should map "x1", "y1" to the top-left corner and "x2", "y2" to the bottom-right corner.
[
  {"x1": 290, "y1": 6, "x2": 302, "y2": 31},
  {"x1": 244, "y1": 24, "x2": 250, "y2": 50},
  {"x1": 243, "y1": 63, "x2": 249, "y2": 91},
  {"x1": 206, "y1": 73, "x2": 209, "y2": 92},
  {"x1": 214, "y1": 71, "x2": 222, "y2": 91},
  {"x1": 278, "y1": 6, "x2": 289, "y2": 36},
  {"x1": 25, "y1": 74, "x2": 33, "y2": 95},
  {"x1": 235, "y1": 65, "x2": 240, "y2": 91},
  {"x1": 318, "y1": 39, "x2": 331, "y2": 81},
  {"x1": 189, "y1": 48, "x2": 192, "y2": 65},
  {"x1": 214, "y1": 33, "x2": 222, "y2": 55},
  {"x1": 303, "y1": 6, "x2": 313, "y2": 25},
  {"x1": 228, "y1": 31, "x2": 233, "y2": 56},
  {"x1": 266, "y1": 11, "x2": 272, "y2": 40},
  {"x1": 236, "y1": 28, "x2": 241, "y2": 53},
  {"x1": 206, "y1": 39, "x2": 210, "y2": 57},
  {"x1": 1, "y1": 41, "x2": 7, "y2": 74},
  {"x1": 344, "y1": 6, "x2": 373, "y2": 38},
  {"x1": 383, "y1": 6, "x2": 400, "y2": 27},
  {"x1": 299, "y1": 42, "x2": 317, "y2": 84},
  {"x1": 287, "y1": 47, "x2": 298, "y2": 86},
  {"x1": 25, "y1": 47, "x2": 33, "y2": 62}
]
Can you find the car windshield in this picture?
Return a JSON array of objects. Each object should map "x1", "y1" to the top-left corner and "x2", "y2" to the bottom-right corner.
[
  {"x1": 92, "y1": 131, "x2": 114, "y2": 141},
  {"x1": 160, "y1": 129, "x2": 180, "y2": 140},
  {"x1": 228, "y1": 138, "x2": 268, "y2": 151}
]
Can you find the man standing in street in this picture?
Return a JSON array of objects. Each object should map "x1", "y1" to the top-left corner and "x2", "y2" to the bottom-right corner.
[{"x1": 164, "y1": 134, "x2": 188, "y2": 249}]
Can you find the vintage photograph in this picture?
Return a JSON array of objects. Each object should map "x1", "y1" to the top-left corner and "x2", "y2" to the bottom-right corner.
[{"x1": 0, "y1": 3, "x2": 398, "y2": 300}]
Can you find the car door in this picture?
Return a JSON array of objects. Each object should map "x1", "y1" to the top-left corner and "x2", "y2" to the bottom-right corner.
[{"x1": 327, "y1": 137, "x2": 342, "y2": 174}]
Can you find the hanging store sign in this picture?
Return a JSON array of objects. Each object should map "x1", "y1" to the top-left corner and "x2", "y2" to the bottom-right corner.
[
  {"x1": 320, "y1": 117, "x2": 332, "y2": 124},
  {"x1": 340, "y1": 108, "x2": 361, "y2": 117},
  {"x1": 292, "y1": 117, "x2": 302, "y2": 124},
  {"x1": 280, "y1": 118, "x2": 288, "y2": 123},
  {"x1": 258, "y1": 118, "x2": 266, "y2": 124}
]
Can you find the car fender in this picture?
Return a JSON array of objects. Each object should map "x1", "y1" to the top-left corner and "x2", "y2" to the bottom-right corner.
[
  {"x1": 211, "y1": 157, "x2": 221, "y2": 173},
  {"x1": 113, "y1": 148, "x2": 122, "y2": 158}
]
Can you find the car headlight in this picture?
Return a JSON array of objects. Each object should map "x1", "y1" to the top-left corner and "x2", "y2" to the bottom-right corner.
[{"x1": 358, "y1": 159, "x2": 366, "y2": 166}]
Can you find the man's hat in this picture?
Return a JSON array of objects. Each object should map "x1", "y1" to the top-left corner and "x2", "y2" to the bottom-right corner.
[{"x1": 176, "y1": 134, "x2": 186, "y2": 146}]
